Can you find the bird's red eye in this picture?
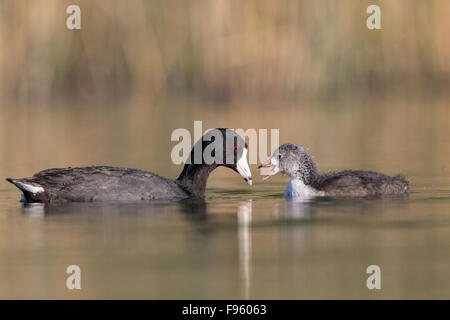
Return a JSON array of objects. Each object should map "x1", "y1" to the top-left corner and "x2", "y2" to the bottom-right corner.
[{"x1": 234, "y1": 146, "x2": 237, "y2": 151}]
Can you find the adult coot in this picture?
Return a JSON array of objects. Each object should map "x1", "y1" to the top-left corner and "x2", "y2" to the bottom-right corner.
[{"x1": 7, "y1": 128, "x2": 252, "y2": 203}]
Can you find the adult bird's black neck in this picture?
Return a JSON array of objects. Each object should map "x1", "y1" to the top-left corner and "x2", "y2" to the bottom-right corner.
[{"x1": 176, "y1": 163, "x2": 218, "y2": 199}]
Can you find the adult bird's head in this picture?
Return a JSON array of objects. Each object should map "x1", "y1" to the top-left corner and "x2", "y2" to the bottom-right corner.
[{"x1": 177, "y1": 128, "x2": 252, "y2": 198}]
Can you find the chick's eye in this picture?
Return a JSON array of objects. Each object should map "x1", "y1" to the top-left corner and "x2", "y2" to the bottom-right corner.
[{"x1": 278, "y1": 154, "x2": 282, "y2": 160}]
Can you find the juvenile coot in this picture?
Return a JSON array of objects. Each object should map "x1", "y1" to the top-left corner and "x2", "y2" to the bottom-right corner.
[
  {"x1": 7, "y1": 128, "x2": 252, "y2": 203},
  {"x1": 258, "y1": 143, "x2": 408, "y2": 199}
]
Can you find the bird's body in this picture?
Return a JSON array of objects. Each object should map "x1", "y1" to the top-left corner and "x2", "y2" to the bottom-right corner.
[
  {"x1": 312, "y1": 169, "x2": 408, "y2": 198},
  {"x1": 260, "y1": 143, "x2": 409, "y2": 200},
  {"x1": 284, "y1": 178, "x2": 324, "y2": 199},
  {"x1": 6, "y1": 128, "x2": 252, "y2": 203},
  {"x1": 284, "y1": 170, "x2": 408, "y2": 200},
  {"x1": 7, "y1": 166, "x2": 189, "y2": 203}
]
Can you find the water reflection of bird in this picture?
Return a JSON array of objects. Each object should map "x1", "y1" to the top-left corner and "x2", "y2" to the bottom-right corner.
[
  {"x1": 272, "y1": 200, "x2": 314, "y2": 219},
  {"x1": 237, "y1": 200, "x2": 252, "y2": 299},
  {"x1": 259, "y1": 143, "x2": 409, "y2": 200},
  {"x1": 7, "y1": 129, "x2": 252, "y2": 203}
]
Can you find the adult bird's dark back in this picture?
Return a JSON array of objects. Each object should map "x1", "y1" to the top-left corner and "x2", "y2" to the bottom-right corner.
[{"x1": 6, "y1": 128, "x2": 252, "y2": 203}]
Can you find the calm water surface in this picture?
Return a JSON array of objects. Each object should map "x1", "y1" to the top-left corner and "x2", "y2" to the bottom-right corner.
[
  {"x1": 1, "y1": 98, "x2": 449, "y2": 299},
  {"x1": 1, "y1": 177, "x2": 450, "y2": 299}
]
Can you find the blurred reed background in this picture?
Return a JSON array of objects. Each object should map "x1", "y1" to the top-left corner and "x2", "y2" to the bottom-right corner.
[
  {"x1": 0, "y1": 0, "x2": 449, "y2": 184},
  {"x1": 0, "y1": 0, "x2": 448, "y2": 105}
]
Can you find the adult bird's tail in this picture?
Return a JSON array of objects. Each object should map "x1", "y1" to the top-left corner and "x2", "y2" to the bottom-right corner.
[{"x1": 6, "y1": 178, "x2": 47, "y2": 202}]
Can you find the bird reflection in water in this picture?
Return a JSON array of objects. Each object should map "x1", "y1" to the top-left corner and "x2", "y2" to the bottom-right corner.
[
  {"x1": 237, "y1": 200, "x2": 252, "y2": 299},
  {"x1": 272, "y1": 199, "x2": 315, "y2": 220}
]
